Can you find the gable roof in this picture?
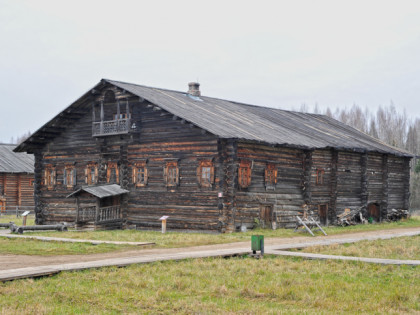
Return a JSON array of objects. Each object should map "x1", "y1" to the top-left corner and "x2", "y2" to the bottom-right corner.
[
  {"x1": 15, "y1": 79, "x2": 413, "y2": 157},
  {"x1": 0, "y1": 143, "x2": 34, "y2": 173}
]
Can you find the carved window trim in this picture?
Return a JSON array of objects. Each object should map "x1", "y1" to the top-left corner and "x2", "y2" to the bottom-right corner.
[
  {"x1": 164, "y1": 161, "x2": 179, "y2": 187},
  {"x1": 316, "y1": 168, "x2": 325, "y2": 185},
  {"x1": 44, "y1": 165, "x2": 56, "y2": 189},
  {"x1": 197, "y1": 160, "x2": 215, "y2": 188},
  {"x1": 85, "y1": 162, "x2": 98, "y2": 185},
  {"x1": 106, "y1": 162, "x2": 119, "y2": 184},
  {"x1": 63, "y1": 164, "x2": 76, "y2": 189},
  {"x1": 265, "y1": 163, "x2": 278, "y2": 188},
  {"x1": 133, "y1": 161, "x2": 148, "y2": 187},
  {"x1": 238, "y1": 160, "x2": 252, "y2": 189}
]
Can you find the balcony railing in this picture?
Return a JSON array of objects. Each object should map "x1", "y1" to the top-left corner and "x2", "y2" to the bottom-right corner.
[
  {"x1": 77, "y1": 206, "x2": 121, "y2": 223},
  {"x1": 92, "y1": 118, "x2": 131, "y2": 137}
]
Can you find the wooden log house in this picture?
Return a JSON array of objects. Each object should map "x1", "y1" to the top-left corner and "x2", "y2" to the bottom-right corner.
[
  {"x1": 14, "y1": 79, "x2": 412, "y2": 231},
  {"x1": 0, "y1": 144, "x2": 34, "y2": 212}
]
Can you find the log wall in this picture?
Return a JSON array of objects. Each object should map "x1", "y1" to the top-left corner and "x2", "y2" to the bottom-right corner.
[
  {"x1": 235, "y1": 142, "x2": 305, "y2": 229},
  {"x1": 0, "y1": 173, "x2": 34, "y2": 210}
]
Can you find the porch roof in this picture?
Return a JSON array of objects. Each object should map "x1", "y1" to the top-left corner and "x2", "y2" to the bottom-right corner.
[{"x1": 67, "y1": 184, "x2": 129, "y2": 199}]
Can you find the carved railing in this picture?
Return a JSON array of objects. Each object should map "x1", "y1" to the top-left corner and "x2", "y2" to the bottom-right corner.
[
  {"x1": 92, "y1": 118, "x2": 131, "y2": 136},
  {"x1": 77, "y1": 206, "x2": 121, "y2": 223},
  {"x1": 77, "y1": 206, "x2": 96, "y2": 222}
]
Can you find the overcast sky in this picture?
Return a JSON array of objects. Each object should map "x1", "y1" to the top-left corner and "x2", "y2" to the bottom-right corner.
[{"x1": 1, "y1": 0, "x2": 420, "y2": 143}]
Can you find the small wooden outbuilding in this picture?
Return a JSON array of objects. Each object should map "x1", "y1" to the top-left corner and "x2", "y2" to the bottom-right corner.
[
  {"x1": 0, "y1": 143, "x2": 34, "y2": 212},
  {"x1": 14, "y1": 79, "x2": 412, "y2": 231}
]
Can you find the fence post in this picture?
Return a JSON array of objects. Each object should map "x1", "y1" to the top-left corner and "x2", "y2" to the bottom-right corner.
[{"x1": 16, "y1": 206, "x2": 18, "y2": 217}]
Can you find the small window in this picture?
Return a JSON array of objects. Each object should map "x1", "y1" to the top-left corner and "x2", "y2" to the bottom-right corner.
[
  {"x1": 85, "y1": 163, "x2": 98, "y2": 185},
  {"x1": 238, "y1": 160, "x2": 252, "y2": 189},
  {"x1": 265, "y1": 163, "x2": 277, "y2": 187},
  {"x1": 29, "y1": 179, "x2": 35, "y2": 186},
  {"x1": 133, "y1": 161, "x2": 148, "y2": 187},
  {"x1": 44, "y1": 165, "x2": 56, "y2": 189},
  {"x1": 316, "y1": 168, "x2": 325, "y2": 185},
  {"x1": 107, "y1": 162, "x2": 119, "y2": 184},
  {"x1": 164, "y1": 161, "x2": 179, "y2": 187},
  {"x1": 63, "y1": 165, "x2": 76, "y2": 188},
  {"x1": 197, "y1": 160, "x2": 214, "y2": 187}
]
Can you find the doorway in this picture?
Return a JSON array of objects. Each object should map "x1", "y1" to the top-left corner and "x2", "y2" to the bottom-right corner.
[
  {"x1": 319, "y1": 204, "x2": 328, "y2": 226},
  {"x1": 259, "y1": 205, "x2": 273, "y2": 228},
  {"x1": 368, "y1": 203, "x2": 380, "y2": 222}
]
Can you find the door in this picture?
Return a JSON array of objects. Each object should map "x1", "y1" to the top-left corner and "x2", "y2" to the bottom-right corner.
[
  {"x1": 319, "y1": 204, "x2": 328, "y2": 226},
  {"x1": 368, "y1": 203, "x2": 380, "y2": 222},
  {"x1": 260, "y1": 205, "x2": 273, "y2": 228},
  {"x1": 0, "y1": 200, "x2": 3, "y2": 213}
]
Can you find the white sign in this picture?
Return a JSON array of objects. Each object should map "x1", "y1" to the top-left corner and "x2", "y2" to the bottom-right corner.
[
  {"x1": 159, "y1": 216, "x2": 169, "y2": 221},
  {"x1": 22, "y1": 211, "x2": 30, "y2": 217}
]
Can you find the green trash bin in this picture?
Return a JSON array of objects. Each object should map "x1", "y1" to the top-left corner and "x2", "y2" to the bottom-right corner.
[{"x1": 251, "y1": 235, "x2": 264, "y2": 253}]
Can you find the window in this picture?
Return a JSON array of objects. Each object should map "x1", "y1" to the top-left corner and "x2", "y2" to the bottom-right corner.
[
  {"x1": 265, "y1": 163, "x2": 277, "y2": 187},
  {"x1": 107, "y1": 162, "x2": 119, "y2": 184},
  {"x1": 316, "y1": 168, "x2": 325, "y2": 185},
  {"x1": 85, "y1": 163, "x2": 98, "y2": 185},
  {"x1": 164, "y1": 161, "x2": 179, "y2": 187},
  {"x1": 133, "y1": 161, "x2": 148, "y2": 187},
  {"x1": 197, "y1": 160, "x2": 214, "y2": 187},
  {"x1": 63, "y1": 165, "x2": 76, "y2": 188},
  {"x1": 238, "y1": 160, "x2": 252, "y2": 189},
  {"x1": 44, "y1": 165, "x2": 56, "y2": 189}
]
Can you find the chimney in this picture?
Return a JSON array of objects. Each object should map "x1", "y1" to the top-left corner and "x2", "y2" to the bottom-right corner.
[{"x1": 188, "y1": 82, "x2": 201, "y2": 97}]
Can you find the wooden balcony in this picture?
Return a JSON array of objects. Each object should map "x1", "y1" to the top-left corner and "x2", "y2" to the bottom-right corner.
[{"x1": 92, "y1": 118, "x2": 131, "y2": 137}]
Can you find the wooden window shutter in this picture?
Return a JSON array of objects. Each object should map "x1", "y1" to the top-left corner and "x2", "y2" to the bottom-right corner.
[
  {"x1": 63, "y1": 168, "x2": 67, "y2": 186},
  {"x1": 84, "y1": 167, "x2": 88, "y2": 184},
  {"x1": 239, "y1": 160, "x2": 252, "y2": 188},
  {"x1": 265, "y1": 163, "x2": 277, "y2": 186},
  {"x1": 73, "y1": 168, "x2": 77, "y2": 186},
  {"x1": 133, "y1": 161, "x2": 148, "y2": 187},
  {"x1": 165, "y1": 161, "x2": 179, "y2": 187},
  {"x1": 197, "y1": 160, "x2": 215, "y2": 187},
  {"x1": 196, "y1": 165, "x2": 202, "y2": 187}
]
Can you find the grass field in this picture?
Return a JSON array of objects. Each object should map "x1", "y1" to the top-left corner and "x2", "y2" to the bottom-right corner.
[
  {"x1": 0, "y1": 256, "x2": 418, "y2": 314},
  {"x1": 0, "y1": 216, "x2": 419, "y2": 256},
  {"x1": 300, "y1": 235, "x2": 420, "y2": 260}
]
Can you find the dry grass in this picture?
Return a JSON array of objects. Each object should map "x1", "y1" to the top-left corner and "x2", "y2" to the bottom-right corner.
[
  {"x1": 0, "y1": 214, "x2": 35, "y2": 226},
  {"x1": 0, "y1": 256, "x2": 418, "y2": 314},
  {"x1": 301, "y1": 235, "x2": 420, "y2": 260}
]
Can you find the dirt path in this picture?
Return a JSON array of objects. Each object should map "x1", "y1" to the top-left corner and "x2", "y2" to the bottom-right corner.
[{"x1": 1, "y1": 226, "x2": 419, "y2": 271}]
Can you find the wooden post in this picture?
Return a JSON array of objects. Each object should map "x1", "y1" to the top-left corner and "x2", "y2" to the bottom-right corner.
[
  {"x1": 100, "y1": 101, "x2": 104, "y2": 135},
  {"x1": 117, "y1": 101, "x2": 120, "y2": 120},
  {"x1": 162, "y1": 219, "x2": 166, "y2": 233},
  {"x1": 360, "y1": 152, "x2": 368, "y2": 215}
]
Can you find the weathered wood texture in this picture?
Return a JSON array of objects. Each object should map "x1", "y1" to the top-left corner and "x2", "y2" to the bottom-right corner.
[
  {"x1": 0, "y1": 173, "x2": 34, "y2": 209},
  {"x1": 235, "y1": 142, "x2": 305, "y2": 229},
  {"x1": 29, "y1": 82, "x2": 412, "y2": 231}
]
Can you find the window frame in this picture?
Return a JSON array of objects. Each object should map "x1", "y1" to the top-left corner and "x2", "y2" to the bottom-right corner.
[
  {"x1": 106, "y1": 162, "x2": 119, "y2": 184},
  {"x1": 44, "y1": 165, "x2": 56, "y2": 189},
  {"x1": 133, "y1": 161, "x2": 148, "y2": 187},
  {"x1": 197, "y1": 160, "x2": 215, "y2": 188},
  {"x1": 316, "y1": 168, "x2": 325, "y2": 185},
  {"x1": 164, "y1": 161, "x2": 179, "y2": 187},
  {"x1": 265, "y1": 163, "x2": 277, "y2": 188},
  {"x1": 63, "y1": 164, "x2": 76, "y2": 188},
  {"x1": 238, "y1": 160, "x2": 252, "y2": 189},
  {"x1": 85, "y1": 162, "x2": 98, "y2": 185}
]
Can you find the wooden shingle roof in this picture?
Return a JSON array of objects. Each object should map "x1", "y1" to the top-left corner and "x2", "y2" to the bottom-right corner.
[
  {"x1": 0, "y1": 144, "x2": 34, "y2": 173},
  {"x1": 15, "y1": 79, "x2": 413, "y2": 157},
  {"x1": 106, "y1": 79, "x2": 412, "y2": 157}
]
